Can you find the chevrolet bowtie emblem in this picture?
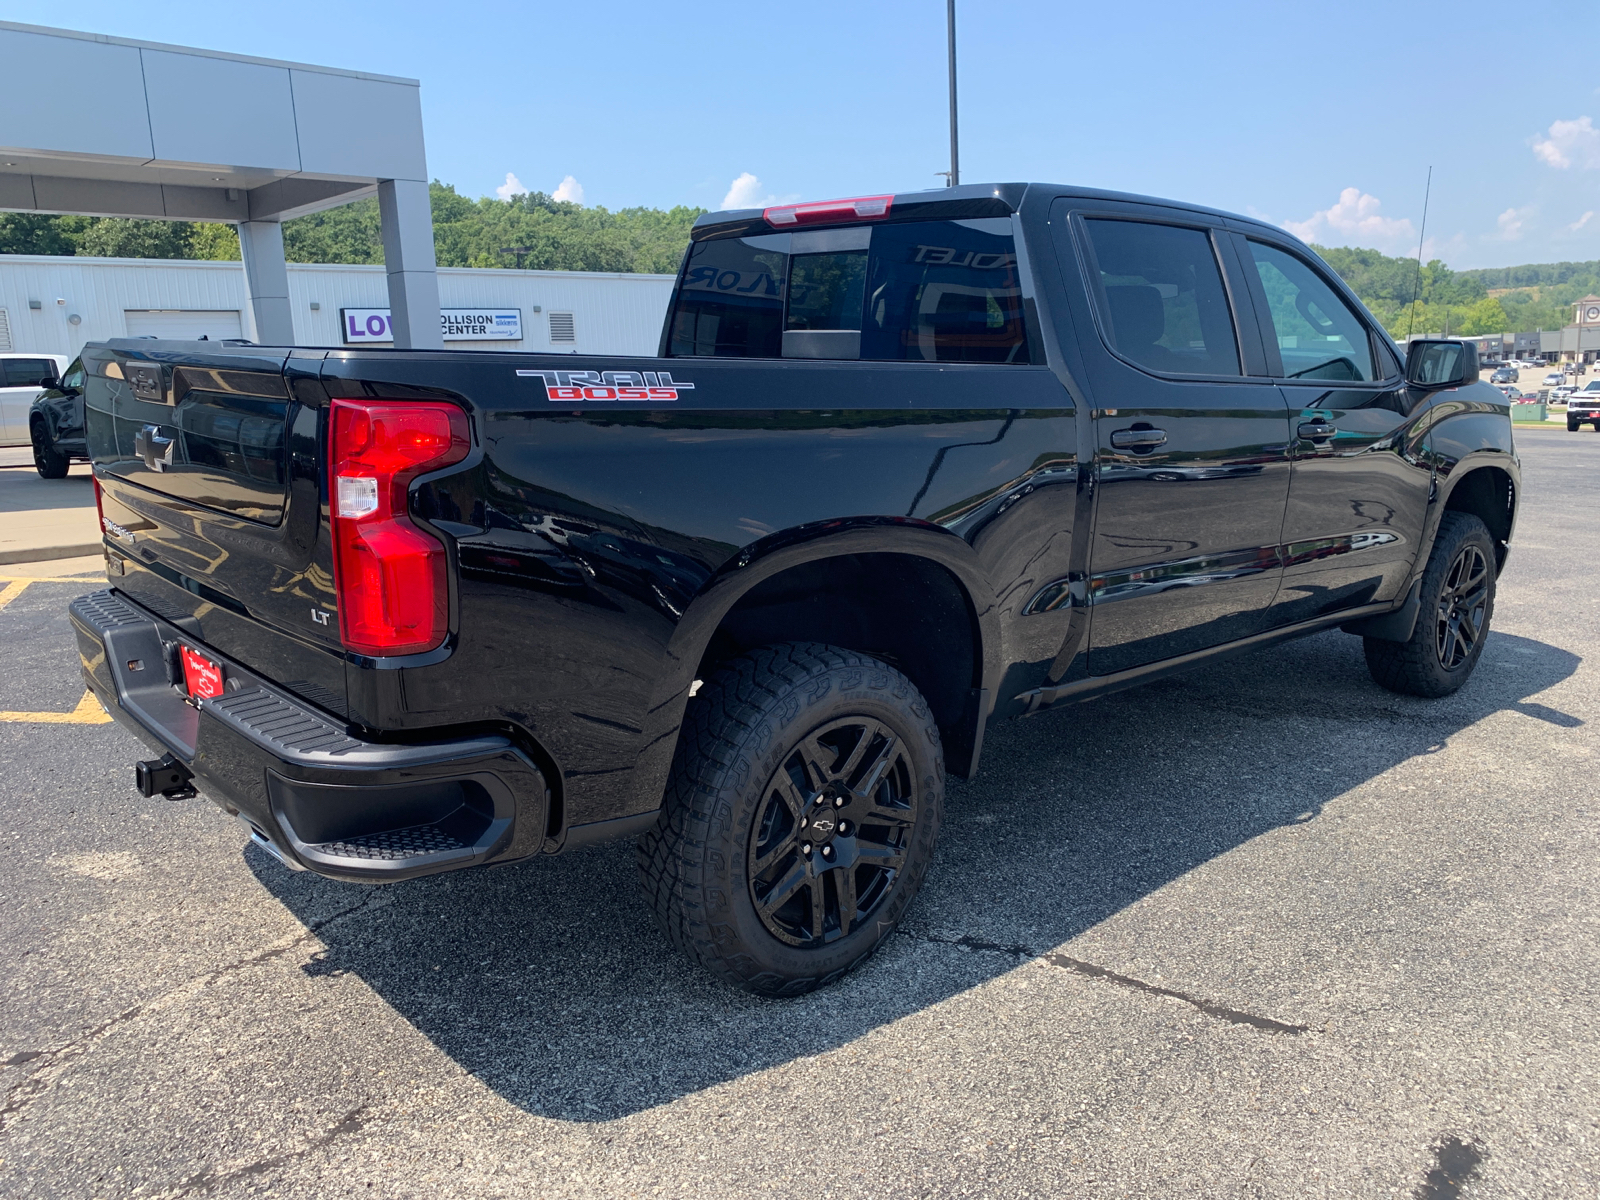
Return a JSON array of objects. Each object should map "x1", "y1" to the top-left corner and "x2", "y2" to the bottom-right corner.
[{"x1": 134, "y1": 424, "x2": 176, "y2": 473}]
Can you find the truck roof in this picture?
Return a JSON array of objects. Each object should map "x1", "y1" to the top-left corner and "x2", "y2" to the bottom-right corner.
[{"x1": 690, "y1": 180, "x2": 1277, "y2": 242}]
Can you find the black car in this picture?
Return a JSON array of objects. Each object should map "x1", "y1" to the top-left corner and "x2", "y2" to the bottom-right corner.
[
  {"x1": 1490, "y1": 366, "x2": 1518, "y2": 384},
  {"x1": 67, "y1": 182, "x2": 1519, "y2": 995},
  {"x1": 28, "y1": 357, "x2": 87, "y2": 478}
]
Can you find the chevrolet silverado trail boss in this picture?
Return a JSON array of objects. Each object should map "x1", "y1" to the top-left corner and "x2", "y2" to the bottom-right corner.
[{"x1": 70, "y1": 183, "x2": 1517, "y2": 995}]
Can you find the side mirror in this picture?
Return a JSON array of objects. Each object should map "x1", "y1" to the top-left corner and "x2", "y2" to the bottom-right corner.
[
  {"x1": 1405, "y1": 339, "x2": 1479, "y2": 389},
  {"x1": 39, "y1": 377, "x2": 59, "y2": 390}
]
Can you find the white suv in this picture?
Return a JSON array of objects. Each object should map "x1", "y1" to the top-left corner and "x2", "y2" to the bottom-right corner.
[{"x1": 0, "y1": 353, "x2": 68, "y2": 447}]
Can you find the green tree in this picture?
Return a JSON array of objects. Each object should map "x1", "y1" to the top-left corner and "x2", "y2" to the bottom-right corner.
[
  {"x1": 75, "y1": 218, "x2": 195, "y2": 259},
  {"x1": 0, "y1": 212, "x2": 90, "y2": 255},
  {"x1": 187, "y1": 222, "x2": 241, "y2": 260},
  {"x1": 1456, "y1": 296, "x2": 1510, "y2": 335}
]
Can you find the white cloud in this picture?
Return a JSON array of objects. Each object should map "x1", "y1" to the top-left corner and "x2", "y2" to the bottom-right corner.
[
  {"x1": 719, "y1": 173, "x2": 801, "y2": 210},
  {"x1": 1496, "y1": 206, "x2": 1532, "y2": 241},
  {"x1": 722, "y1": 172, "x2": 767, "y2": 209},
  {"x1": 552, "y1": 175, "x2": 585, "y2": 204},
  {"x1": 1532, "y1": 116, "x2": 1600, "y2": 169},
  {"x1": 495, "y1": 172, "x2": 526, "y2": 201},
  {"x1": 1282, "y1": 187, "x2": 1415, "y2": 251},
  {"x1": 1570, "y1": 210, "x2": 1596, "y2": 232}
]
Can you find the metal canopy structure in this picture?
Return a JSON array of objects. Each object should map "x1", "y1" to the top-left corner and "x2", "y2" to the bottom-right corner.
[{"x1": 0, "y1": 21, "x2": 442, "y2": 348}]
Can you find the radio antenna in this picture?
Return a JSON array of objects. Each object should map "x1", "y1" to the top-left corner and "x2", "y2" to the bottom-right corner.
[{"x1": 1405, "y1": 167, "x2": 1433, "y2": 340}]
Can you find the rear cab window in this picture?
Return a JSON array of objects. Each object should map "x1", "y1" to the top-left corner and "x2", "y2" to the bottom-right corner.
[
  {"x1": 668, "y1": 217, "x2": 1031, "y2": 364},
  {"x1": 1077, "y1": 218, "x2": 1242, "y2": 377}
]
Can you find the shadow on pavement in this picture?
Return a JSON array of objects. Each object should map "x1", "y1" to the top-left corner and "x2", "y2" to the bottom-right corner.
[{"x1": 251, "y1": 627, "x2": 1579, "y2": 1121}]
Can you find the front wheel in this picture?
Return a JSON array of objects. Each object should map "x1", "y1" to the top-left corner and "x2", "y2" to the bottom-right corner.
[
  {"x1": 1363, "y1": 512, "x2": 1496, "y2": 698},
  {"x1": 1569, "y1": 420, "x2": 1581, "y2": 432},
  {"x1": 639, "y1": 642, "x2": 943, "y2": 996},
  {"x1": 31, "y1": 422, "x2": 69, "y2": 479}
]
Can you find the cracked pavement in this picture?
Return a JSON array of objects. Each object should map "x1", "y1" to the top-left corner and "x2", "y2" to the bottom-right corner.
[{"x1": 1, "y1": 426, "x2": 1596, "y2": 1198}]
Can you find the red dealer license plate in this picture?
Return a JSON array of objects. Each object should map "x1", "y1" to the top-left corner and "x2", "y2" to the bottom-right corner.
[{"x1": 179, "y1": 645, "x2": 225, "y2": 700}]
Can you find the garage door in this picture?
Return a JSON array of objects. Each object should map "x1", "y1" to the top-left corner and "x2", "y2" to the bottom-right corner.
[{"x1": 124, "y1": 310, "x2": 243, "y2": 341}]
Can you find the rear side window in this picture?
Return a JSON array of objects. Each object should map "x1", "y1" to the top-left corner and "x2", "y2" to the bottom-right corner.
[
  {"x1": 1247, "y1": 241, "x2": 1376, "y2": 382},
  {"x1": 668, "y1": 218, "x2": 1030, "y2": 363},
  {"x1": 4, "y1": 358, "x2": 54, "y2": 387},
  {"x1": 668, "y1": 236, "x2": 787, "y2": 357},
  {"x1": 1081, "y1": 219, "x2": 1241, "y2": 377}
]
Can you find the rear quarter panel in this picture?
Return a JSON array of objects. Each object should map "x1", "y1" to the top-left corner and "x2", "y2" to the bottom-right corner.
[{"x1": 320, "y1": 351, "x2": 1079, "y2": 825}]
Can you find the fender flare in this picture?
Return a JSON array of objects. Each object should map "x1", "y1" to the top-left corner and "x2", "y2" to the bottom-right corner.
[{"x1": 626, "y1": 517, "x2": 1003, "y2": 808}]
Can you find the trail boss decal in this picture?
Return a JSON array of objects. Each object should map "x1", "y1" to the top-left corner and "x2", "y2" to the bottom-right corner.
[{"x1": 515, "y1": 369, "x2": 694, "y2": 401}]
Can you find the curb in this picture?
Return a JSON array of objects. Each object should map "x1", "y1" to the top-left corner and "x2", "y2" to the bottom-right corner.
[{"x1": 0, "y1": 543, "x2": 102, "y2": 566}]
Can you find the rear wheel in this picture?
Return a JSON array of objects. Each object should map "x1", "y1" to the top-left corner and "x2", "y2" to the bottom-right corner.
[
  {"x1": 31, "y1": 421, "x2": 69, "y2": 479},
  {"x1": 638, "y1": 642, "x2": 943, "y2": 995},
  {"x1": 1363, "y1": 512, "x2": 1496, "y2": 698}
]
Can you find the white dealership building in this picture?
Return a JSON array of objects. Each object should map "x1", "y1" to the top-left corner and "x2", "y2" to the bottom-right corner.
[{"x1": 0, "y1": 254, "x2": 675, "y2": 358}]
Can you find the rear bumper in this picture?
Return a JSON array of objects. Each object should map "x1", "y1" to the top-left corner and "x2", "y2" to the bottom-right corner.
[{"x1": 70, "y1": 590, "x2": 549, "y2": 883}]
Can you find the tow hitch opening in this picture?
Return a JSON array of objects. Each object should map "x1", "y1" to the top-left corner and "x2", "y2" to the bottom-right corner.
[{"x1": 136, "y1": 753, "x2": 197, "y2": 800}]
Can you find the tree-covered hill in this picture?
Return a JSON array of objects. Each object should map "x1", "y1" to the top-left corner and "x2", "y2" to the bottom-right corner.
[
  {"x1": 0, "y1": 182, "x2": 702, "y2": 275},
  {"x1": 2, "y1": 185, "x2": 1596, "y2": 337},
  {"x1": 1312, "y1": 244, "x2": 1596, "y2": 338}
]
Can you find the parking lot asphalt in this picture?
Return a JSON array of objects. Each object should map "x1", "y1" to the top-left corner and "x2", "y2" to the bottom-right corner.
[{"x1": 2, "y1": 426, "x2": 1595, "y2": 1199}]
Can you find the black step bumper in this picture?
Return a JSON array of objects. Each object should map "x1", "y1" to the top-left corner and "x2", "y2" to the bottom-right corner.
[{"x1": 70, "y1": 590, "x2": 549, "y2": 883}]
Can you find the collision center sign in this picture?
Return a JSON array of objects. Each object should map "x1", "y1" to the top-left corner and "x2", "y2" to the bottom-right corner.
[{"x1": 341, "y1": 308, "x2": 523, "y2": 344}]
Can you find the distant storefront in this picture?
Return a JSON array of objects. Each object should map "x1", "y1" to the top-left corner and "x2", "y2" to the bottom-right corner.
[{"x1": 0, "y1": 254, "x2": 675, "y2": 358}]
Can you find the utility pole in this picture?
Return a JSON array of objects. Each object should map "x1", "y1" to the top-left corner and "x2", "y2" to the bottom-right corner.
[
  {"x1": 946, "y1": 0, "x2": 959, "y2": 187},
  {"x1": 499, "y1": 246, "x2": 533, "y2": 270}
]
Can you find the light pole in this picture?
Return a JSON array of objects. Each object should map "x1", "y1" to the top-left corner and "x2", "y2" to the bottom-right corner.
[{"x1": 946, "y1": 0, "x2": 959, "y2": 187}]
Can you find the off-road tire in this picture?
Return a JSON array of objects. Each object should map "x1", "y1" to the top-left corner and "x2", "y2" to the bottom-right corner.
[
  {"x1": 32, "y1": 422, "x2": 69, "y2": 479},
  {"x1": 638, "y1": 642, "x2": 943, "y2": 996},
  {"x1": 1364, "y1": 512, "x2": 1496, "y2": 698}
]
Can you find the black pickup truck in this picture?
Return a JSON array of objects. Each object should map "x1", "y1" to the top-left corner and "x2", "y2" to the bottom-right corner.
[{"x1": 71, "y1": 182, "x2": 1517, "y2": 995}]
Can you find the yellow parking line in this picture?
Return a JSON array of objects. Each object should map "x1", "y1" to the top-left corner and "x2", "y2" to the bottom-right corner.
[
  {"x1": 0, "y1": 689, "x2": 114, "y2": 725},
  {"x1": 0, "y1": 580, "x2": 29, "y2": 613}
]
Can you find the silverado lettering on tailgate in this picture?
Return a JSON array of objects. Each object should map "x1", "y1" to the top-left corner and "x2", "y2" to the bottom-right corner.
[{"x1": 515, "y1": 369, "x2": 695, "y2": 401}]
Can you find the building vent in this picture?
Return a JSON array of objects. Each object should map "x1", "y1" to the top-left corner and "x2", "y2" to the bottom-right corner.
[
  {"x1": 549, "y1": 312, "x2": 576, "y2": 343},
  {"x1": 0, "y1": 307, "x2": 11, "y2": 351}
]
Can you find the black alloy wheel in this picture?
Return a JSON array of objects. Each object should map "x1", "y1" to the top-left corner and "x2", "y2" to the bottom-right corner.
[
  {"x1": 639, "y1": 642, "x2": 942, "y2": 996},
  {"x1": 1434, "y1": 543, "x2": 1489, "y2": 671},
  {"x1": 1363, "y1": 511, "x2": 1497, "y2": 698},
  {"x1": 31, "y1": 421, "x2": 69, "y2": 479},
  {"x1": 747, "y1": 716, "x2": 916, "y2": 947}
]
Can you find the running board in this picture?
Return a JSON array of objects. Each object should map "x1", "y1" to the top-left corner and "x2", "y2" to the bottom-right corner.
[{"x1": 1015, "y1": 600, "x2": 1399, "y2": 715}]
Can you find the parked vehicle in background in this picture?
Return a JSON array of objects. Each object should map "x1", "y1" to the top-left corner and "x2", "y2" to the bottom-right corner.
[
  {"x1": 1543, "y1": 371, "x2": 1566, "y2": 387},
  {"x1": 27, "y1": 357, "x2": 87, "y2": 478},
  {"x1": 1549, "y1": 384, "x2": 1578, "y2": 402},
  {"x1": 67, "y1": 182, "x2": 1520, "y2": 995},
  {"x1": 1490, "y1": 367, "x2": 1518, "y2": 384},
  {"x1": 1, "y1": 352, "x2": 68, "y2": 448},
  {"x1": 1494, "y1": 384, "x2": 1524, "y2": 399},
  {"x1": 1568, "y1": 380, "x2": 1600, "y2": 431}
]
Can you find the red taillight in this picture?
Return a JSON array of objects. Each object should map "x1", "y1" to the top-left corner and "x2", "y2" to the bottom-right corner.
[
  {"x1": 763, "y1": 194, "x2": 894, "y2": 228},
  {"x1": 328, "y1": 399, "x2": 470, "y2": 656}
]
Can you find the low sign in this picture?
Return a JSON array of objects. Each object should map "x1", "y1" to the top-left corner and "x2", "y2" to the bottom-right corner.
[{"x1": 341, "y1": 308, "x2": 523, "y2": 344}]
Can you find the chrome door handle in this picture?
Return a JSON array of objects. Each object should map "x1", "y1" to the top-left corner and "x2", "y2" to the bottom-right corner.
[
  {"x1": 1297, "y1": 421, "x2": 1337, "y2": 441},
  {"x1": 1110, "y1": 427, "x2": 1168, "y2": 450}
]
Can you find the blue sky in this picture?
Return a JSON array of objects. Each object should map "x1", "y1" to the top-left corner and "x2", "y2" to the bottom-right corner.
[{"x1": 10, "y1": 0, "x2": 1600, "y2": 269}]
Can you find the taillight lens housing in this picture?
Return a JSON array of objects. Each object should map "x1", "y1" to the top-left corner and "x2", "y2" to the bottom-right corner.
[
  {"x1": 328, "y1": 399, "x2": 470, "y2": 656},
  {"x1": 763, "y1": 194, "x2": 894, "y2": 227}
]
